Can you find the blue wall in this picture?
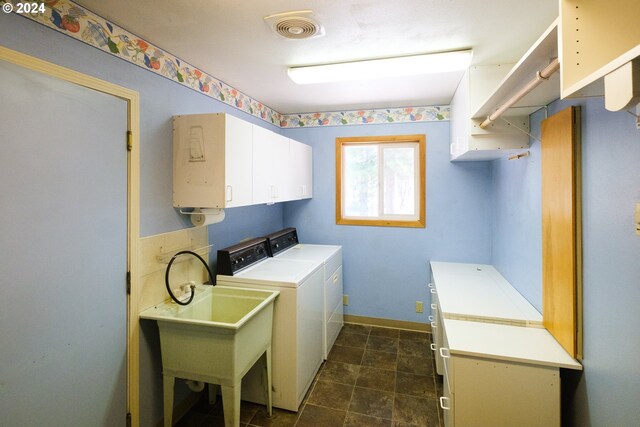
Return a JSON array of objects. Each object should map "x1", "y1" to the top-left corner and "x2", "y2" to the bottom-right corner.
[
  {"x1": 0, "y1": 13, "x2": 284, "y2": 239},
  {"x1": 0, "y1": 13, "x2": 283, "y2": 427},
  {"x1": 490, "y1": 97, "x2": 640, "y2": 426},
  {"x1": 282, "y1": 122, "x2": 493, "y2": 322},
  {"x1": 6, "y1": 9, "x2": 640, "y2": 427},
  {"x1": 491, "y1": 107, "x2": 545, "y2": 311}
]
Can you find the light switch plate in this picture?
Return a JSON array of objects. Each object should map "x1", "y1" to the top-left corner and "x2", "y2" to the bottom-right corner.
[
  {"x1": 343, "y1": 294, "x2": 349, "y2": 306},
  {"x1": 635, "y1": 203, "x2": 640, "y2": 236},
  {"x1": 416, "y1": 301, "x2": 424, "y2": 313}
]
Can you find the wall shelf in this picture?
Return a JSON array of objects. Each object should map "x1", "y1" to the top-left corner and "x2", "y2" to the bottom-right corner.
[
  {"x1": 560, "y1": 0, "x2": 640, "y2": 100},
  {"x1": 472, "y1": 19, "x2": 559, "y2": 121},
  {"x1": 451, "y1": 19, "x2": 561, "y2": 161}
]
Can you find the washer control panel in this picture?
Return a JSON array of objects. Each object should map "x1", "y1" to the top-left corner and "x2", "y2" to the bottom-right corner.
[
  {"x1": 217, "y1": 238, "x2": 269, "y2": 276},
  {"x1": 265, "y1": 227, "x2": 299, "y2": 256}
]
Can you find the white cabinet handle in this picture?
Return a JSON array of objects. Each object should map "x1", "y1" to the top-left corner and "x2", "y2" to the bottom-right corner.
[
  {"x1": 226, "y1": 185, "x2": 233, "y2": 202},
  {"x1": 430, "y1": 288, "x2": 437, "y2": 294},
  {"x1": 428, "y1": 282, "x2": 434, "y2": 288},
  {"x1": 430, "y1": 321, "x2": 437, "y2": 329},
  {"x1": 439, "y1": 348, "x2": 450, "y2": 358},
  {"x1": 431, "y1": 303, "x2": 437, "y2": 310},
  {"x1": 439, "y1": 396, "x2": 451, "y2": 411},
  {"x1": 428, "y1": 315, "x2": 434, "y2": 322},
  {"x1": 430, "y1": 343, "x2": 437, "y2": 351},
  {"x1": 332, "y1": 274, "x2": 338, "y2": 283}
]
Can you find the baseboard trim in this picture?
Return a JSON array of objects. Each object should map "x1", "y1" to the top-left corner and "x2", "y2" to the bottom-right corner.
[{"x1": 344, "y1": 314, "x2": 431, "y2": 333}]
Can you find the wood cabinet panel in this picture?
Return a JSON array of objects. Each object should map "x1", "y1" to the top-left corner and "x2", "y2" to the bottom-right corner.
[{"x1": 541, "y1": 106, "x2": 582, "y2": 358}]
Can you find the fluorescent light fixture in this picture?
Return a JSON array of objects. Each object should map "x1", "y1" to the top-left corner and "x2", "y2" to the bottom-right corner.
[{"x1": 288, "y1": 49, "x2": 472, "y2": 85}]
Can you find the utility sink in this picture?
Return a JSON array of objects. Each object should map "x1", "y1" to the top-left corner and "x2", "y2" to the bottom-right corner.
[{"x1": 140, "y1": 285, "x2": 279, "y2": 427}]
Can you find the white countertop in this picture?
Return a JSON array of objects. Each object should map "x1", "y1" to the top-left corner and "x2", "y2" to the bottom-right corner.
[
  {"x1": 443, "y1": 318, "x2": 582, "y2": 370},
  {"x1": 431, "y1": 261, "x2": 542, "y2": 326}
]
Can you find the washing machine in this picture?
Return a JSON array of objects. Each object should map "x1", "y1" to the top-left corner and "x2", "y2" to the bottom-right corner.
[
  {"x1": 264, "y1": 228, "x2": 343, "y2": 359},
  {"x1": 216, "y1": 238, "x2": 323, "y2": 412}
]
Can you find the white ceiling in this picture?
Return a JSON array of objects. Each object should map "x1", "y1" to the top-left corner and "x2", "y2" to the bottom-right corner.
[{"x1": 75, "y1": 0, "x2": 558, "y2": 114}]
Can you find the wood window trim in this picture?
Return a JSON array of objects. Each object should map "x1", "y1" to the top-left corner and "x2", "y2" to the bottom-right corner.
[{"x1": 336, "y1": 134, "x2": 426, "y2": 228}]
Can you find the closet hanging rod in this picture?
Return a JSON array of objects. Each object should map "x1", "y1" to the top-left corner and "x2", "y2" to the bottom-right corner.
[{"x1": 479, "y1": 58, "x2": 559, "y2": 129}]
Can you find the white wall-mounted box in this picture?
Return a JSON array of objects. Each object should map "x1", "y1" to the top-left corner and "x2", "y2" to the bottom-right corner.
[
  {"x1": 173, "y1": 113, "x2": 313, "y2": 210},
  {"x1": 173, "y1": 113, "x2": 253, "y2": 209}
]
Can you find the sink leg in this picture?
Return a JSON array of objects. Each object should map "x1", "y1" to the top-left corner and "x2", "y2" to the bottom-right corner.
[
  {"x1": 208, "y1": 383, "x2": 219, "y2": 405},
  {"x1": 163, "y1": 375, "x2": 175, "y2": 427},
  {"x1": 221, "y1": 382, "x2": 241, "y2": 427},
  {"x1": 265, "y1": 346, "x2": 273, "y2": 417}
]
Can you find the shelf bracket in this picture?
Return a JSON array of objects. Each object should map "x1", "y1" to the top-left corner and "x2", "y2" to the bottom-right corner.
[
  {"x1": 626, "y1": 106, "x2": 640, "y2": 129},
  {"x1": 500, "y1": 117, "x2": 541, "y2": 143}
]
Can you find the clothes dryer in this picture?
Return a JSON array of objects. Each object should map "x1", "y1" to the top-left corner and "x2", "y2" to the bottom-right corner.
[{"x1": 264, "y1": 228, "x2": 343, "y2": 359}]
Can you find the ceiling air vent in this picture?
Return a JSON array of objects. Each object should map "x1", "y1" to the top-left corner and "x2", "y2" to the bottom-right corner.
[{"x1": 264, "y1": 10, "x2": 325, "y2": 40}]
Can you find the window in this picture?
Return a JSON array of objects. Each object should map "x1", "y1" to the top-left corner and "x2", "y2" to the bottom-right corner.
[{"x1": 336, "y1": 135, "x2": 425, "y2": 228}]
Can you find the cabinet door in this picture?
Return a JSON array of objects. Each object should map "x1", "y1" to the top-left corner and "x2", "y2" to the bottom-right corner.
[
  {"x1": 252, "y1": 125, "x2": 275, "y2": 204},
  {"x1": 289, "y1": 139, "x2": 313, "y2": 200},
  {"x1": 271, "y1": 133, "x2": 290, "y2": 202},
  {"x1": 253, "y1": 126, "x2": 290, "y2": 204},
  {"x1": 224, "y1": 115, "x2": 253, "y2": 207}
]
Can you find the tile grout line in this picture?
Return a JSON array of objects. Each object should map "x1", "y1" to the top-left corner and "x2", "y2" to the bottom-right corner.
[{"x1": 341, "y1": 329, "x2": 369, "y2": 427}]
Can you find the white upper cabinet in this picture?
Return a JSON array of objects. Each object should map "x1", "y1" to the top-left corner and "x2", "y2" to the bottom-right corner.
[
  {"x1": 289, "y1": 139, "x2": 313, "y2": 200},
  {"x1": 173, "y1": 113, "x2": 312, "y2": 210},
  {"x1": 253, "y1": 126, "x2": 290, "y2": 204},
  {"x1": 173, "y1": 113, "x2": 253, "y2": 209},
  {"x1": 224, "y1": 114, "x2": 253, "y2": 207},
  {"x1": 450, "y1": 20, "x2": 561, "y2": 161}
]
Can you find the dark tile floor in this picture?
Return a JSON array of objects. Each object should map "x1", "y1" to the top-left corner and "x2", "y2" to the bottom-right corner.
[{"x1": 176, "y1": 323, "x2": 444, "y2": 427}]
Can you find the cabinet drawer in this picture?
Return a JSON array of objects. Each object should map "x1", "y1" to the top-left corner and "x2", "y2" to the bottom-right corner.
[
  {"x1": 433, "y1": 304, "x2": 445, "y2": 376},
  {"x1": 441, "y1": 364, "x2": 455, "y2": 427},
  {"x1": 325, "y1": 266, "x2": 343, "y2": 320},
  {"x1": 324, "y1": 250, "x2": 342, "y2": 280},
  {"x1": 326, "y1": 302, "x2": 343, "y2": 353}
]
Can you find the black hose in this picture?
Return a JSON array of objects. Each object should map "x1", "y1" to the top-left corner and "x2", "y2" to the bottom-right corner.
[{"x1": 164, "y1": 250, "x2": 215, "y2": 306}]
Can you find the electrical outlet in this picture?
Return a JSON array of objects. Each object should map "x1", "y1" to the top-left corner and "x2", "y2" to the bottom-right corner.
[
  {"x1": 635, "y1": 203, "x2": 640, "y2": 236},
  {"x1": 343, "y1": 295, "x2": 349, "y2": 306},
  {"x1": 416, "y1": 301, "x2": 424, "y2": 313}
]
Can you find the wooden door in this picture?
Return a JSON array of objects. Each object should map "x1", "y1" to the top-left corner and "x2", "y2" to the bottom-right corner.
[
  {"x1": 0, "y1": 58, "x2": 128, "y2": 425},
  {"x1": 541, "y1": 106, "x2": 582, "y2": 358}
]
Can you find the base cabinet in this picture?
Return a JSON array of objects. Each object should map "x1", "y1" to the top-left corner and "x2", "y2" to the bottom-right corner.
[
  {"x1": 430, "y1": 262, "x2": 581, "y2": 427},
  {"x1": 441, "y1": 355, "x2": 560, "y2": 427}
]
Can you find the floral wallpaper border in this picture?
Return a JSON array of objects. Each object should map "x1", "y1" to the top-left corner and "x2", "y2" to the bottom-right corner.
[
  {"x1": 8, "y1": 0, "x2": 450, "y2": 128},
  {"x1": 279, "y1": 106, "x2": 449, "y2": 127}
]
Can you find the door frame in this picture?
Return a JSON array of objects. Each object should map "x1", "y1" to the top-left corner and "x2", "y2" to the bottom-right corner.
[{"x1": 0, "y1": 46, "x2": 141, "y2": 426}]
